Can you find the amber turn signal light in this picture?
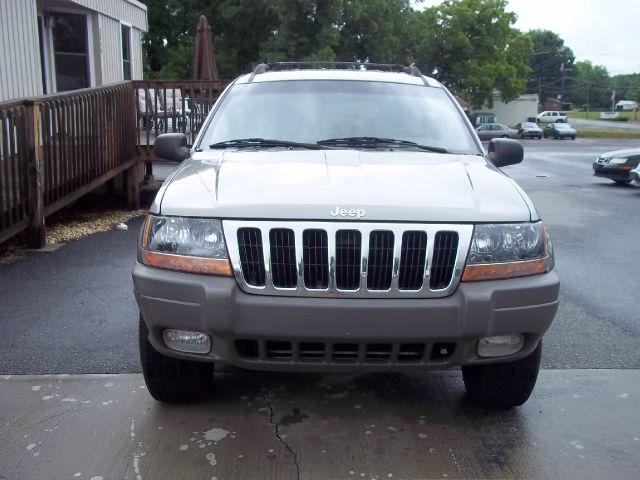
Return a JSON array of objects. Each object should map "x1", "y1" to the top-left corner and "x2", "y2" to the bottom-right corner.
[
  {"x1": 462, "y1": 258, "x2": 549, "y2": 282},
  {"x1": 142, "y1": 251, "x2": 233, "y2": 276}
]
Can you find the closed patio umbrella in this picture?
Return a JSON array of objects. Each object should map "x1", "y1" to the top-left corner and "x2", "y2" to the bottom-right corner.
[{"x1": 193, "y1": 15, "x2": 219, "y2": 81}]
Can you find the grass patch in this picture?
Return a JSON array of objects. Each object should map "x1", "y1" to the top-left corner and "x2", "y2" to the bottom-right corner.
[
  {"x1": 567, "y1": 110, "x2": 638, "y2": 121},
  {"x1": 575, "y1": 129, "x2": 640, "y2": 138}
]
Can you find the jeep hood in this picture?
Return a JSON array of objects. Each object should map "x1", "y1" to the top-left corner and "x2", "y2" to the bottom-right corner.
[{"x1": 155, "y1": 150, "x2": 535, "y2": 223}]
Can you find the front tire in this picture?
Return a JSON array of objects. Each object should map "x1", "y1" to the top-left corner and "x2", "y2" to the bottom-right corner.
[
  {"x1": 462, "y1": 342, "x2": 542, "y2": 408},
  {"x1": 139, "y1": 315, "x2": 214, "y2": 403}
]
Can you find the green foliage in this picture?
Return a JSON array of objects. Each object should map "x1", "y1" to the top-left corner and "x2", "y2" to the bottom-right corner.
[
  {"x1": 612, "y1": 73, "x2": 640, "y2": 103},
  {"x1": 570, "y1": 61, "x2": 611, "y2": 109},
  {"x1": 139, "y1": 0, "x2": 541, "y2": 108},
  {"x1": 414, "y1": 0, "x2": 532, "y2": 107},
  {"x1": 525, "y1": 29, "x2": 575, "y2": 102}
]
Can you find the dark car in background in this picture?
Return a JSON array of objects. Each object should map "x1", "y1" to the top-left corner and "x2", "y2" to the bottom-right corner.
[
  {"x1": 543, "y1": 123, "x2": 576, "y2": 139},
  {"x1": 516, "y1": 122, "x2": 542, "y2": 139},
  {"x1": 593, "y1": 148, "x2": 640, "y2": 185},
  {"x1": 476, "y1": 123, "x2": 519, "y2": 141}
]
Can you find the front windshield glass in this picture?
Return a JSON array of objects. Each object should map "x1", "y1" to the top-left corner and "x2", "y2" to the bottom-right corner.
[
  {"x1": 199, "y1": 80, "x2": 479, "y2": 153},
  {"x1": 522, "y1": 122, "x2": 537, "y2": 128},
  {"x1": 555, "y1": 124, "x2": 571, "y2": 130}
]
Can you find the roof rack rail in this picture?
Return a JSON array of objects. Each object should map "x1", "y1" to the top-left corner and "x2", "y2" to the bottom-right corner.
[{"x1": 247, "y1": 61, "x2": 428, "y2": 85}]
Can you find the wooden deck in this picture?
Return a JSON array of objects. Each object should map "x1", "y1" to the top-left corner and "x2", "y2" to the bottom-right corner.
[{"x1": 0, "y1": 80, "x2": 226, "y2": 247}]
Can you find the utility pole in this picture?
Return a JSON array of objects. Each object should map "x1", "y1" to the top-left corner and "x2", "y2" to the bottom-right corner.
[{"x1": 586, "y1": 81, "x2": 590, "y2": 119}]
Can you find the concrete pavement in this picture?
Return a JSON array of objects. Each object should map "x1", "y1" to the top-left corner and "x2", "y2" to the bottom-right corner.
[{"x1": 1, "y1": 370, "x2": 639, "y2": 480}]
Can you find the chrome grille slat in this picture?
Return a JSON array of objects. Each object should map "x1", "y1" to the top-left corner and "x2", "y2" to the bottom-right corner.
[
  {"x1": 367, "y1": 231, "x2": 394, "y2": 290},
  {"x1": 269, "y1": 229, "x2": 297, "y2": 288},
  {"x1": 399, "y1": 231, "x2": 428, "y2": 290},
  {"x1": 303, "y1": 229, "x2": 329, "y2": 290},
  {"x1": 226, "y1": 221, "x2": 472, "y2": 299},
  {"x1": 237, "y1": 228, "x2": 266, "y2": 287},
  {"x1": 430, "y1": 231, "x2": 459, "y2": 290},
  {"x1": 335, "y1": 230, "x2": 361, "y2": 290}
]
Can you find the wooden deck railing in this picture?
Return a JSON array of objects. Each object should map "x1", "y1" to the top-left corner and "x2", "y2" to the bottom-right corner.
[
  {"x1": 133, "y1": 80, "x2": 227, "y2": 158},
  {"x1": 0, "y1": 82, "x2": 139, "y2": 247},
  {"x1": 0, "y1": 79, "x2": 227, "y2": 248}
]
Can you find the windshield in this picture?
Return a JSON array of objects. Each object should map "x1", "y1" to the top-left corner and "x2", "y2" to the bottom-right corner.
[
  {"x1": 555, "y1": 124, "x2": 571, "y2": 130},
  {"x1": 199, "y1": 80, "x2": 479, "y2": 153},
  {"x1": 522, "y1": 122, "x2": 537, "y2": 128}
]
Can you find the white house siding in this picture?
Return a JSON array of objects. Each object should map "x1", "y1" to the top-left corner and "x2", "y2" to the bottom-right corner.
[
  {"x1": 481, "y1": 93, "x2": 539, "y2": 127},
  {"x1": 83, "y1": 1, "x2": 146, "y2": 83},
  {"x1": 69, "y1": 0, "x2": 147, "y2": 31},
  {"x1": 131, "y1": 26, "x2": 143, "y2": 79},
  {"x1": 96, "y1": 16, "x2": 144, "y2": 83},
  {"x1": 0, "y1": 0, "x2": 43, "y2": 102}
]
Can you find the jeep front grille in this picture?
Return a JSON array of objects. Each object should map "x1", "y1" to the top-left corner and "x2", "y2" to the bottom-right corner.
[{"x1": 226, "y1": 221, "x2": 473, "y2": 298}]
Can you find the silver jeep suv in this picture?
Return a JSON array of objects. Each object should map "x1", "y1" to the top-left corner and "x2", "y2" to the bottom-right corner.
[{"x1": 133, "y1": 63, "x2": 559, "y2": 407}]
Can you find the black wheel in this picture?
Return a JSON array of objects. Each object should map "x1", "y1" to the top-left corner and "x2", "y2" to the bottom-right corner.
[
  {"x1": 139, "y1": 315, "x2": 214, "y2": 403},
  {"x1": 571, "y1": 136, "x2": 576, "y2": 140},
  {"x1": 538, "y1": 136, "x2": 542, "y2": 139},
  {"x1": 614, "y1": 180, "x2": 631, "y2": 185},
  {"x1": 462, "y1": 342, "x2": 542, "y2": 408}
]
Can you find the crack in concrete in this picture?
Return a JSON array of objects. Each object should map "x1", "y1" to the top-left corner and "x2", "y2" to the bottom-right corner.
[{"x1": 261, "y1": 390, "x2": 301, "y2": 480}]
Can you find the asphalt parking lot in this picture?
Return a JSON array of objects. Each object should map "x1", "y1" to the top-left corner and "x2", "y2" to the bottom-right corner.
[{"x1": 1, "y1": 137, "x2": 639, "y2": 479}]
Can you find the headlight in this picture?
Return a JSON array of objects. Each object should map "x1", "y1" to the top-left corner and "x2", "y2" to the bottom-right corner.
[
  {"x1": 462, "y1": 222, "x2": 553, "y2": 282},
  {"x1": 140, "y1": 215, "x2": 232, "y2": 276},
  {"x1": 608, "y1": 157, "x2": 628, "y2": 165}
]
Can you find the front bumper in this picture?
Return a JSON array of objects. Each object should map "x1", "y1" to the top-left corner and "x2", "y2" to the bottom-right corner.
[
  {"x1": 133, "y1": 263, "x2": 560, "y2": 372},
  {"x1": 592, "y1": 163, "x2": 632, "y2": 182}
]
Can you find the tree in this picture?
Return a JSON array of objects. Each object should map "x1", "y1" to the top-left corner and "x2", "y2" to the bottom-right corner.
[
  {"x1": 259, "y1": 0, "x2": 343, "y2": 62},
  {"x1": 206, "y1": 0, "x2": 278, "y2": 77},
  {"x1": 525, "y1": 29, "x2": 575, "y2": 103},
  {"x1": 141, "y1": 0, "x2": 209, "y2": 79},
  {"x1": 338, "y1": 0, "x2": 416, "y2": 63},
  {"x1": 414, "y1": 0, "x2": 532, "y2": 108},
  {"x1": 570, "y1": 61, "x2": 611, "y2": 109},
  {"x1": 612, "y1": 73, "x2": 640, "y2": 103}
]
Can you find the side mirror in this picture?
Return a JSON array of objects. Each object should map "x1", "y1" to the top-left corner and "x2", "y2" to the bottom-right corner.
[
  {"x1": 488, "y1": 138, "x2": 523, "y2": 168},
  {"x1": 153, "y1": 133, "x2": 190, "y2": 163}
]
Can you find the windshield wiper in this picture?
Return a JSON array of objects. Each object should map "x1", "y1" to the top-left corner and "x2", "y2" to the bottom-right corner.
[
  {"x1": 209, "y1": 138, "x2": 330, "y2": 150},
  {"x1": 316, "y1": 136, "x2": 448, "y2": 153}
]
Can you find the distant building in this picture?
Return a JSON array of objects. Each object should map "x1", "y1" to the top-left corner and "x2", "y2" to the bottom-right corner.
[
  {"x1": 616, "y1": 100, "x2": 638, "y2": 111},
  {"x1": 0, "y1": 0, "x2": 148, "y2": 103},
  {"x1": 470, "y1": 91, "x2": 539, "y2": 126},
  {"x1": 541, "y1": 98, "x2": 572, "y2": 112}
]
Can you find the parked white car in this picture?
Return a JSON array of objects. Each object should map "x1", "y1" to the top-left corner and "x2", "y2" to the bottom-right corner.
[{"x1": 537, "y1": 111, "x2": 567, "y2": 123}]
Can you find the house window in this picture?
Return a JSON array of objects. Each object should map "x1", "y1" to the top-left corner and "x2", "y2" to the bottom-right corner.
[
  {"x1": 51, "y1": 13, "x2": 90, "y2": 92},
  {"x1": 121, "y1": 24, "x2": 132, "y2": 80}
]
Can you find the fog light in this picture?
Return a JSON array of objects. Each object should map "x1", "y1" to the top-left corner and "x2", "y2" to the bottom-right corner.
[
  {"x1": 477, "y1": 334, "x2": 525, "y2": 358},
  {"x1": 163, "y1": 329, "x2": 211, "y2": 354}
]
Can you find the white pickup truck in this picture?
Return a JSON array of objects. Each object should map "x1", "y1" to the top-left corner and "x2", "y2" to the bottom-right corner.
[{"x1": 133, "y1": 63, "x2": 560, "y2": 408}]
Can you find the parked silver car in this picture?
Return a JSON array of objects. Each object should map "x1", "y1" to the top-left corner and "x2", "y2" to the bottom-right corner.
[
  {"x1": 476, "y1": 123, "x2": 519, "y2": 141},
  {"x1": 133, "y1": 63, "x2": 559, "y2": 408}
]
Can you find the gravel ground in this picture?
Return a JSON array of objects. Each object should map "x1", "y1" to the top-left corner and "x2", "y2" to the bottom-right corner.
[{"x1": 0, "y1": 193, "x2": 149, "y2": 265}]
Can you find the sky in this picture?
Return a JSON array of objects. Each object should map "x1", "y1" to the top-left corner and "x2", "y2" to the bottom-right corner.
[{"x1": 418, "y1": 0, "x2": 640, "y2": 75}]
